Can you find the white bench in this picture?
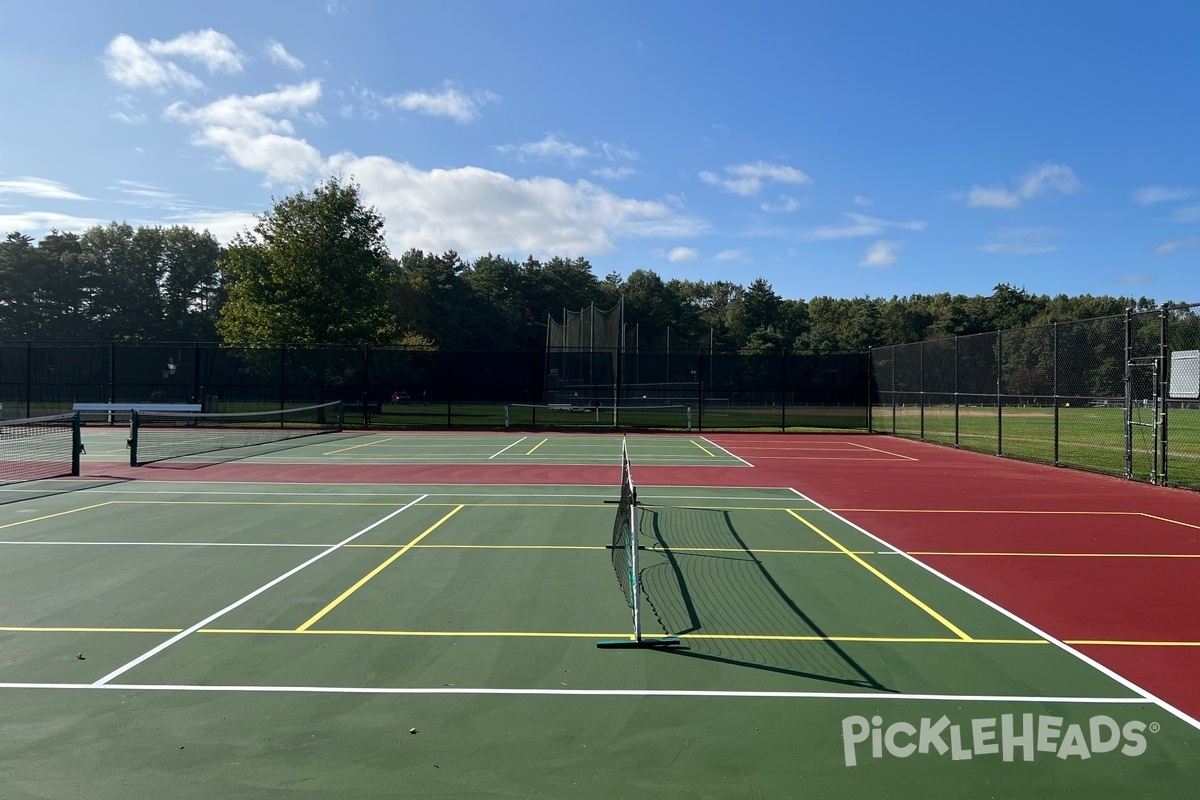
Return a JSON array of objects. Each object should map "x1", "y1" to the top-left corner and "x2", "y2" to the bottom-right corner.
[
  {"x1": 73, "y1": 402, "x2": 202, "y2": 424},
  {"x1": 73, "y1": 403, "x2": 202, "y2": 413}
]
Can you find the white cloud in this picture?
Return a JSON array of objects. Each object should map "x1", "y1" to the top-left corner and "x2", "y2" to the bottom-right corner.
[
  {"x1": 103, "y1": 30, "x2": 245, "y2": 92},
  {"x1": 1155, "y1": 237, "x2": 1200, "y2": 255},
  {"x1": 700, "y1": 161, "x2": 811, "y2": 196},
  {"x1": 165, "y1": 81, "x2": 322, "y2": 135},
  {"x1": 760, "y1": 195, "x2": 802, "y2": 213},
  {"x1": 104, "y1": 34, "x2": 203, "y2": 91},
  {"x1": 326, "y1": 153, "x2": 707, "y2": 258},
  {"x1": 853, "y1": 195, "x2": 873, "y2": 207},
  {"x1": 1171, "y1": 204, "x2": 1200, "y2": 223},
  {"x1": 164, "y1": 82, "x2": 325, "y2": 183},
  {"x1": 385, "y1": 83, "x2": 496, "y2": 123},
  {"x1": 103, "y1": 50, "x2": 700, "y2": 255},
  {"x1": 965, "y1": 163, "x2": 1083, "y2": 209},
  {"x1": 665, "y1": 246, "x2": 699, "y2": 262},
  {"x1": 591, "y1": 166, "x2": 637, "y2": 180},
  {"x1": 0, "y1": 177, "x2": 89, "y2": 200},
  {"x1": 714, "y1": 248, "x2": 751, "y2": 262},
  {"x1": 266, "y1": 40, "x2": 305, "y2": 71},
  {"x1": 598, "y1": 142, "x2": 638, "y2": 163},
  {"x1": 112, "y1": 179, "x2": 177, "y2": 202},
  {"x1": 1133, "y1": 186, "x2": 1193, "y2": 206},
  {"x1": 966, "y1": 186, "x2": 1021, "y2": 209},
  {"x1": 164, "y1": 209, "x2": 259, "y2": 242},
  {"x1": 110, "y1": 111, "x2": 148, "y2": 125},
  {"x1": 798, "y1": 212, "x2": 925, "y2": 241},
  {"x1": 0, "y1": 210, "x2": 104, "y2": 234},
  {"x1": 147, "y1": 30, "x2": 244, "y2": 74},
  {"x1": 979, "y1": 227, "x2": 1059, "y2": 254},
  {"x1": 500, "y1": 136, "x2": 638, "y2": 174},
  {"x1": 497, "y1": 134, "x2": 591, "y2": 165},
  {"x1": 859, "y1": 240, "x2": 903, "y2": 268},
  {"x1": 198, "y1": 128, "x2": 323, "y2": 183}
]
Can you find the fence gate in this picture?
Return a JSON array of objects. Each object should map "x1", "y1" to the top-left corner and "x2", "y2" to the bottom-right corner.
[{"x1": 1125, "y1": 356, "x2": 1163, "y2": 483}]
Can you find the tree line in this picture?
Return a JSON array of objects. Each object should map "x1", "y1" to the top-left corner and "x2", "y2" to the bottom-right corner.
[{"x1": 0, "y1": 176, "x2": 1187, "y2": 351}]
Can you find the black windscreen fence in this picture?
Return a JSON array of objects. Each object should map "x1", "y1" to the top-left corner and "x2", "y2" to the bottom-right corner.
[{"x1": 0, "y1": 342, "x2": 869, "y2": 432}]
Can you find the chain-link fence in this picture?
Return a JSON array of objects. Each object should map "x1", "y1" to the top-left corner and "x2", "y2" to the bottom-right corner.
[
  {"x1": 870, "y1": 304, "x2": 1200, "y2": 491},
  {"x1": 0, "y1": 342, "x2": 869, "y2": 433}
]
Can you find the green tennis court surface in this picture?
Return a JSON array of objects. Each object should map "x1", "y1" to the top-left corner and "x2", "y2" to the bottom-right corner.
[
  {"x1": 77, "y1": 429, "x2": 753, "y2": 466},
  {"x1": 1, "y1": 472, "x2": 1197, "y2": 798}
]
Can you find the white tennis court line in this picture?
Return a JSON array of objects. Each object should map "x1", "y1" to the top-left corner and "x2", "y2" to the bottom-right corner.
[
  {"x1": 50, "y1": 484, "x2": 808, "y2": 502},
  {"x1": 788, "y1": 488, "x2": 1200, "y2": 732},
  {"x1": 698, "y1": 436, "x2": 753, "y2": 466},
  {"x1": 488, "y1": 436, "x2": 527, "y2": 459},
  {"x1": 90, "y1": 495, "x2": 429, "y2": 687},
  {"x1": 0, "y1": 682, "x2": 1153, "y2": 705}
]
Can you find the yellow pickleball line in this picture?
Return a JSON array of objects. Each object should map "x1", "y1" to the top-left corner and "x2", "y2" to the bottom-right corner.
[
  {"x1": 786, "y1": 509, "x2": 972, "y2": 641},
  {"x1": 690, "y1": 439, "x2": 716, "y2": 457},
  {"x1": 0, "y1": 502, "x2": 115, "y2": 530},
  {"x1": 525, "y1": 438, "x2": 548, "y2": 455},
  {"x1": 296, "y1": 505, "x2": 464, "y2": 631}
]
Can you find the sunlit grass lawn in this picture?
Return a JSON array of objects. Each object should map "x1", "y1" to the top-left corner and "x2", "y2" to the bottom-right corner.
[{"x1": 873, "y1": 404, "x2": 1200, "y2": 488}]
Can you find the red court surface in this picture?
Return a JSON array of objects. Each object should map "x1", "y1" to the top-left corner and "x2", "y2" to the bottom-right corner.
[
  {"x1": 702, "y1": 433, "x2": 1200, "y2": 723},
  {"x1": 87, "y1": 431, "x2": 1200, "y2": 723}
]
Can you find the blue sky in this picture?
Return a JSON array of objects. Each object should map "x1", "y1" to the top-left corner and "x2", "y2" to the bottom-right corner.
[{"x1": 1, "y1": 1, "x2": 1198, "y2": 303}]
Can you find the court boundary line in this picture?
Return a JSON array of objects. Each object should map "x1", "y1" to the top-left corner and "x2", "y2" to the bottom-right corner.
[
  {"x1": 698, "y1": 436, "x2": 753, "y2": 466},
  {"x1": 488, "y1": 436, "x2": 527, "y2": 459},
  {"x1": 788, "y1": 488, "x2": 1200, "y2": 731},
  {"x1": 0, "y1": 682, "x2": 1152, "y2": 704},
  {"x1": 0, "y1": 625, "x2": 1047, "y2": 644},
  {"x1": 786, "y1": 509, "x2": 971, "y2": 641},
  {"x1": 90, "y1": 495, "x2": 429, "y2": 687},
  {"x1": 843, "y1": 440, "x2": 920, "y2": 461},
  {"x1": 6, "y1": 624, "x2": 1199, "y2": 647},
  {"x1": 297, "y1": 504, "x2": 464, "y2": 631}
]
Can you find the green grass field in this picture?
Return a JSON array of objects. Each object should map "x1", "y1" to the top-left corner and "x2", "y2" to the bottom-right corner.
[{"x1": 872, "y1": 404, "x2": 1200, "y2": 489}]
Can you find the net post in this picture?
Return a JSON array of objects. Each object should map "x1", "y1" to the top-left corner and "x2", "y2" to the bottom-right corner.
[
  {"x1": 128, "y1": 411, "x2": 139, "y2": 467},
  {"x1": 71, "y1": 412, "x2": 82, "y2": 476},
  {"x1": 596, "y1": 434, "x2": 681, "y2": 649},
  {"x1": 629, "y1": 483, "x2": 642, "y2": 642}
]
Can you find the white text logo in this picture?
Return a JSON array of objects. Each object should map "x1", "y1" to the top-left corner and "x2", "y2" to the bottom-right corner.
[{"x1": 841, "y1": 714, "x2": 1152, "y2": 767}]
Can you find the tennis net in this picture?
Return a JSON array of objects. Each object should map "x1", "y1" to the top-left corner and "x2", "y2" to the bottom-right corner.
[
  {"x1": 597, "y1": 435, "x2": 679, "y2": 648},
  {"x1": 505, "y1": 403, "x2": 692, "y2": 431},
  {"x1": 0, "y1": 413, "x2": 81, "y2": 485},
  {"x1": 129, "y1": 401, "x2": 343, "y2": 466}
]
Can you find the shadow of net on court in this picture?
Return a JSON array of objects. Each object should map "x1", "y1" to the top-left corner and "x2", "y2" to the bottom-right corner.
[
  {"x1": 636, "y1": 504, "x2": 890, "y2": 691},
  {"x1": 0, "y1": 477, "x2": 131, "y2": 507}
]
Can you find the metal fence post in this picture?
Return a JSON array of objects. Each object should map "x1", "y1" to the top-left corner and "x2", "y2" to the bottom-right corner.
[
  {"x1": 996, "y1": 330, "x2": 1003, "y2": 456},
  {"x1": 1052, "y1": 322, "x2": 1060, "y2": 466},
  {"x1": 780, "y1": 348, "x2": 787, "y2": 432},
  {"x1": 280, "y1": 344, "x2": 286, "y2": 411},
  {"x1": 1123, "y1": 309, "x2": 1133, "y2": 479},
  {"x1": 919, "y1": 342, "x2": 925, "y2": 441},
  {"x1": 953, "y1": 335, "x2": 960, "y2": 448},
  {"x1": 25, "y1": 341, "x2": 32, "y2": 418},
  {"x1": 1160, "y1": 305, "x2": 1170, "y2": 485}
]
